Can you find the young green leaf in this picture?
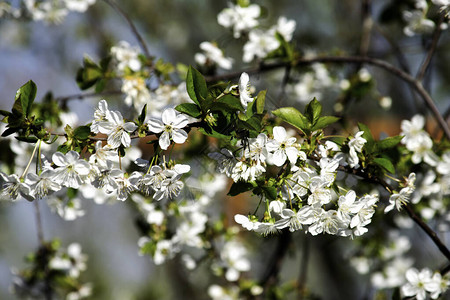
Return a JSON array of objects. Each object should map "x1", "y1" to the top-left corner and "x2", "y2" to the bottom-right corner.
[
  {"x1": 272, "y1": 107, "x2": 310, "y2": 134},
  {"x1": 73, "y1": 126, "x2": 91, "y2": 140},
  {"x1": 186, "y1": 66, "x2": 207, "y2": 106},
  {"x1": 373, "y1": 157, "x2": 395, "y2": 174},
  {"x1": 138, "y1": 104, "x2": 147, "y2": 124},
  {"x1": 15, "y1": 80, "x2": 37, "y2": 118},
  {"x1": 305, "y1": 98, "x2": 322, "y2": 125},
  {"x1": 311, "y1": 116, "x2": 340, "y2": 132},
  {"x1": 175, "y1": 103, "x2": 202, "y2": 118},
  {"x1": 227, "y1": 181, "x2": 254, "y2": 196},
  {"x1": 376, "y1": 135, "x2": 403, "y2": 151}
]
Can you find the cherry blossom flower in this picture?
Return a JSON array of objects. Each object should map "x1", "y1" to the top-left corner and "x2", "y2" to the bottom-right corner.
[
  {"x1": 99, "y1": 110, "x2": 137, "y2": 149},
  {"x1": 0, "y1": 172, "x2": 32, "y2": 201},
  {"x1": 52, "y1": 151, "x2": 90, "y2": 189},
  {"x1": 401, "y1": 268, "x2": 433, "y2": 300},
  {"x1": 217, "y1": 3, "x2": 260, "y2": 38},
  {"x1": 220, "y1": 240, "x2": 251, "y2": 281},
  {"x1": 64, "y1": 0, "x2": 95, "y2": 13},
  {"x1": 274, "y1": 16, "x2": 296, "y2": 41},
  {"x1": 348, "y1": 131, "x2": 366, "y2": 168},
  {"x1": 266, "y1": 126, "x2": 299, "y2": 166},
  {"x1": 238, "y1": 72, "x2": 254, "y2": 109},
  {"x1": 147, "y1": 108, "x2": 189, "y2": 150},
  {"x1": 243, "y1": 29, "x2": 280, "y2": 62},
  {"x1": 195, "y1": 41, "x2": 233, "y2": 70},
  {"x1": 110, "y1": 41, "x2": 142, "y2": 72}
]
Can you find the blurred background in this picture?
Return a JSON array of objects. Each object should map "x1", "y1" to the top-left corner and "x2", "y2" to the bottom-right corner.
[{"x1": 1, "y1": 0, "x2": 450, "y2": 299}]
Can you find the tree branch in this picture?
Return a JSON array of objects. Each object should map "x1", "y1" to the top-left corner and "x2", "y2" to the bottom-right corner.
[
  {"x1": 55, "y1": 90, "x2": 123, "y2": 103},
  {"x1": 205, "y1": 55, "x2": 450, "y2": 140},
  {"x1": 102, "y1": 0, "x2": 151, "y2": 59},
  {"x1": 335, "y1": 164, "x2": 450, "y2": 271},
  {"x1": 416, "y1": 12, "x2": 445, "y2": 81}
]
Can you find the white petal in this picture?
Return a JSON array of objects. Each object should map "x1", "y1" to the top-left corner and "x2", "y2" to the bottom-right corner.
[
  {"x1": 273, "y1": 126, "x2": 287, "y2": 142},
  {"x1": 159, "y1": 132, "x2": 171, "y2": 150},
  {"x1": 74, "y1": 160, "x2": 91, "y2": 175},
  {"x1": 52, "y1": 152, "x2": 67, "y2": 166},
  {"x1": 162, "y1": 108, "x2": 177, "y2": 124},
  {"x1": 172, "y1": 129, "x2": 188, "y2": 144},
  {"x1": 147, "y1": 119, "x2": 164, "y2": 133},
  {"x1": 123, "y1": 122, "x2": 138, "y2": 133}
]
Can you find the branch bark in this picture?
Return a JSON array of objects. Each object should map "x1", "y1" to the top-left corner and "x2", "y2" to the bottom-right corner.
[{"x1": 205, "y1": 55, "x2": 450, "y2": 140}]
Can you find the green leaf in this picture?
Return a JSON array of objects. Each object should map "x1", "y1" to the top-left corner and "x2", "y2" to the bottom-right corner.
[
  {"x1": 1, "y1": 127, "x2": 18, "y2": 137},
  {"x1": 376, "y1": 136, "x2": 403, "y2": 151},
  {"x1": 0, "y1": 110, "x2": 11, "y2": 117},
  {"x1": 198, "y1": 126, "x2": 230, "y2": 139},
  {"x1": 262, "y1": 186, "x2": 277, "y2": 200},
  {"x1": 305, "y1": 98, "x2": 322, "y2": 125},
  {"x1": 255, "y1": 90, "x2": 266, "y2": 114},
  {"x1": 175, "y1": 103, "x2": 202, "y2": 118},
  {"x1": 186, "y1": 66, "x2": 207, "y2": 106},
  {"x1": 215, "y1": 95, "x2": 244, "y2": 112},
  {"x1": 95, "y1": 78, "x2": 106, "y2": 93},
  {"x1": 227, "y1": 181, "x2": 254, "y2": 196},
  {"x1": 15, "y1": 136, "x2": 39, "y2": 143},
  {"x1": 272, "y1": 107, "x2": 310, "y2": 134},
  {"x1": 15, "y1": 80, "x2": 37, "y2": 118},
  {"x1": 138, "y1": 104, "x2": 147, "y2": 124},
  {"x1": 73, "y1": 126, "x2": 91, "y2": 140},
  {"x1": 311, "y1": 116, "x2": 340, "y2": 131},
  {"x1": 373, "y1": 157, "x2": 395, "y2": 174}
]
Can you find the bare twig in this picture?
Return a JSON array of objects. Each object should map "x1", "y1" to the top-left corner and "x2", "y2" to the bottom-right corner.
[
  {"x1": 55, "y1": 90, "x2": 123, "y2": 103},
  {"x1": 33, "y1": 200, "x2": 45, "y2": 245},
  {"x1": 205, "y1": 55, "x2": 450, "y2": 140},
  {"x1": 359, "y1": 0, "x2": 372, "y2": 57},
  {"x1": 259, "y1": 230, "x2": 291, "y2": 289},
  {"x1": 416, "y1": 12, "x2": 445, "y2": 81},
  {"x1": 297, "y1": 235, "x2": 309, "y2": 299},
  {"x1": 334, "y1": 163, "x2": 450, "y2": 271},
  {"x1": 102, "y1": 0, "x2": 151, "y2": 59}
]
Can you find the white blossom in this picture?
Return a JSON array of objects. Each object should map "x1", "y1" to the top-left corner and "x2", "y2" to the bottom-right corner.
[
  {"x1": 52, "y1": 151, "x2": 90, "y2": 189},
  {"x1": 217, "y1": 3, "x2": 260, "y2": 38},
  {"x1": 243, "y1": 29, "x2": 280, "y2": 62},
  {"x1": 148, "y1": 108, "x2": 189, "y2": 150},
  {"x1": 195, "y1": 41, "x2": 233, "y2": 70},
  {"x1": 266, "y1": 126, "x2": 299, "y2": 166}
]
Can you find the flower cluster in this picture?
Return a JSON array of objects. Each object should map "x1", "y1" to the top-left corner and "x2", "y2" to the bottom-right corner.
[{"x1": 12, "y1": 241, "x2": 91, "y2": 300}]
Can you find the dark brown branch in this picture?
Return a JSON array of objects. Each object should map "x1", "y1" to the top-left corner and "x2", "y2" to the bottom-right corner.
[
  {"x1": 259, "y1": 230, "x2": 291, "y2": 289},
  {"x1": 416, "y1": 12, "x2": 445, "y2": 81},
  {"x1": 206, "y1": 55, "x2": 450, "y2": 140},
  {"x1": 403, "y1": 203, "x2": 450, "y2": 263},
  {"x1": 335, "y1": 164, "x2": 450, "y2": 271},
  {"x1": 102, "y1": 0, "x2": 151, "y2": 59}
]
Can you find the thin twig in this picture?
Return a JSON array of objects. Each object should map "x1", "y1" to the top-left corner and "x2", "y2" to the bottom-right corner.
[
  {"x1": 416, "y1": 12, "x2": 445, "y2": 81},
  {"x1": 205, "y1": 55, "x2": 450, "y2": 140},
  {"x1": 334, "y1": 163, "x2": 450, "y2": 271},
  {"x1": 55, "y1": 90, "x2": 123, "y2": 103},
  {"x1": 359, "y1": 0, "x2": 372, "y2": 57},
  {"x1": 297, "y1": 235, "x2": 309, "y2": 300},
  {"x1": 259, "y1": 230, "x2": 291, "y2": 289},
  {"x1": 102, "y1": 0, "x2": 151, "y2": 59},
  {"x1": 34, "y1": 200, "x2": 45, "y2": 245}
]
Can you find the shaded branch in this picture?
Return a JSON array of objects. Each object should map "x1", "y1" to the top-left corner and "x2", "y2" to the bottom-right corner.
[
  {"x1": 55, "y1": 90, "x2": 123, "y2": 103},
  {"x1": 416, "y1": 12, "x2": 445, "y2": 81},
  {"x1": 335, "y1": 164, "x2": 450, "y2": 271},
  {"x1": 205, "y1": 55, "x2": 450, "y2": 140},
  {"x1": 259, "y1": 230, "x2": 291, "y2": 289},
  {"x1": 102, "y1": 0, "x2": 151, "y2": 59}
]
